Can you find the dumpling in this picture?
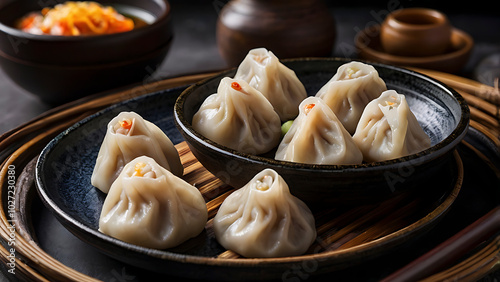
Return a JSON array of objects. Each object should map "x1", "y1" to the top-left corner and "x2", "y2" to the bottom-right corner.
[
  {"x1": 315, "y1": 61, "x2": 387, "y2": 134},
  {"x1": 275, "y1": 97, "x2": 363, "y2": 165},
  {"x1": 213, "y1": 169, "x2": 316, "y2": 258},
  {"x1": 352, "y1": 90, "x2": 431, "y2": 162},
  {"x1": 91, "y1": 111, "x2": 183, "y2": 194},
  {"x1": 192, "y1": 77, "x2": 281, "y2": 155},
  {"x1": 99, "y1": 156, "x2": 208, "y2": 249},
  {"x1": 234, "y1": 48, "x2": 307, "y2": 121}
]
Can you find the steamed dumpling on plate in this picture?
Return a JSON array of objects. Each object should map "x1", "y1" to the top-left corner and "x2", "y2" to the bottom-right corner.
[
  {"x1": 99, "y1": 156, "x2": 208, "y2": 249},
  {"x1": 213, "y1": 168, "x2": 316, "y2": 258},
  {"x1": 353, "y1": 90, "x2": 431, "y2": 162},
  {"x1": 192, "y1": 77, "x2": 281, "y2": 155},
  {"x1": 275, "y1": 97, "x2": 363, "y2": 165},
  {"x1": 315, "y1": 61, "x2": 387, "y2": 134},
  {"x1": 234, "y1": 48, "x2": 307, "y2": 121},
  {"x1": 91, "y1": 111, "x2": 183, "y2": 193}
]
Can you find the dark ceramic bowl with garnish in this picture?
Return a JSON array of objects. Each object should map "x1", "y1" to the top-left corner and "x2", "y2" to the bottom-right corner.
[
  {"x1": 175, "y1": 58, "x2": 470, "y2": 204},
  {"x1": 0, "y1": 0, "x2": 172, "y2": 104}
]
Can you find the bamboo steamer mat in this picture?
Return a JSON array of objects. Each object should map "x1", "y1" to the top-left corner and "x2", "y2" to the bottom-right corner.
[{"x1": 0, "y1": 68, "x2": 499, "y2": 281}]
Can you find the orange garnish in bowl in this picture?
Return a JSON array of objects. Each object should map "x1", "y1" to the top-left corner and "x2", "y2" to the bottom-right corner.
[{"x1": 17, "y1": 1, "x2": 134, "y2": 36}]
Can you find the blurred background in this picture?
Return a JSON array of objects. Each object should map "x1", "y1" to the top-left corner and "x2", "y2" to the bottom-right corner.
[{"x1": 1, "y1": 0, "x2": 499, "y2": 134}]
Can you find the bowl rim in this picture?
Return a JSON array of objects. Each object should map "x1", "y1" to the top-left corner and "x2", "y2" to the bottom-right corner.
[
  {"x1": 0, "y1": 0, "x2": 171, "y2": 41},
  {"x1": 384, "y1": 7, "x2": 450, "y2": 30},
  {"x1": 174, "y1": 57, "x2": 470, "y2": 173}
]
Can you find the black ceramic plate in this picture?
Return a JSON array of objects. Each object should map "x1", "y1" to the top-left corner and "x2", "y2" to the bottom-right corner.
[
  {"x1": 36, "y1": 80, "x2": 463, "y2": 280},
  {"x1": 175, "y1": 58, "x2": 469, "y2": 203}
]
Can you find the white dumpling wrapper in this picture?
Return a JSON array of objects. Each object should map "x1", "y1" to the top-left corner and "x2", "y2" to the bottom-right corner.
[
  {"x1": 315, "y1": 61, "x2": 387, "y2": 134},
  {"x1": 234, "y1": 48, "x2": 307, "y2": 121},
  {"x1": 214, "y1": 169, "x2": 316, "y2": 258},
  {"x1": 352, "y1": 90, "x2": 432, "y2": 162},
  {"x1": 91, "y1": 111, "x2": 183, "y2": 193},
  {"x1": 99, "y1": 156, "x2": 208, "y2": 249},
  {"x1": 275, "y1": 97, "x2": 363, "y2": 165},
  {"x1": 192, "y1": 77, "x2": 281, "y2": 155}
]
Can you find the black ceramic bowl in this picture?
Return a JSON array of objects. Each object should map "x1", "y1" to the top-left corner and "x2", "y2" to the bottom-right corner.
[
  {"x1": 0, "y1": 0, "x2": 172, "y2": 104},
  {"x1": 174, "y1": 58, "x2": 470, "y2": 204}
]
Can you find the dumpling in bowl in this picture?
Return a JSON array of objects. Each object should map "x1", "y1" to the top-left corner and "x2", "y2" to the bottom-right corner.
[
  {"x1": 99, "y1": 156, "x2": 208, "y2": 249},
  {"x1": 192, "y1": 77, "x2": 281, "y2": 155},
  {"x1": 275, "y1": 97, "x2": 363, "y2": 165},
  {"x1": 352, "y1": 90, "x2": 431, "y2": 162},
  {"x1": 234, "y1": 48, "x2": 307, "y2": 121},
  {"x1": 315, "y1": 61, "x2": 387, "y2": 134},
  {"x1": 91, "y1": 111, "x2": 183, "y2": 194},
  {"x1": 213, "y1": 168, "x2": 316, "y2": 258}
]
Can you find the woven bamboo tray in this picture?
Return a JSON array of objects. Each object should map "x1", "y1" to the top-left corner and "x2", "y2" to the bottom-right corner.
[{"x1": 0, "y1": 68, "x2": 499, "y2": 281}]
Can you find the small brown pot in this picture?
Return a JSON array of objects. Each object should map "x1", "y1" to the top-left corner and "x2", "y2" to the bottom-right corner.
[{"x1": 380, "y1": 8, "x2": 452, "y2": 57}]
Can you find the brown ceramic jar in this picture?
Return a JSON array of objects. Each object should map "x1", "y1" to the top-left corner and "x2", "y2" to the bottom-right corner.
[
  {"x1": 380, "y1": 8, "x2": 452, "y2": 57},
  {"x1": 216, "y1": 0, "x2": 335, "y2": 67}
]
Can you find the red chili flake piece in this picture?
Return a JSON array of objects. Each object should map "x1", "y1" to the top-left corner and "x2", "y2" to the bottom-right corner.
[
  {"x1": 120, "y1": 119, "x2": 132, "y2": 129},
  {"x1": 304, "y1": 103, "x2": 315, "y2": 115},
  {"x1": 231, "y1": 82, "x2": 242, "y2": 91}
]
